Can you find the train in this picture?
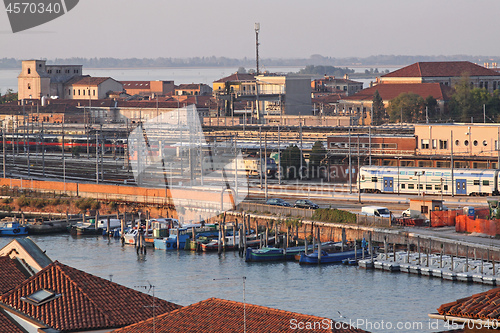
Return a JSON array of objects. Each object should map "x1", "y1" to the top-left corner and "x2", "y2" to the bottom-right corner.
[
  {"x1": 1, "y1": 134, "x2": 127, "y2": 154},
  {"x1": 359, "y1": 166, "x2": 499, "y2": 196}
]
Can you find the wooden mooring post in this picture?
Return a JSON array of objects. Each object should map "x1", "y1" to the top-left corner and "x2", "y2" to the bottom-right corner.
[{"x1": 317, "y1": 228, "x2": 321, "y2": 264}]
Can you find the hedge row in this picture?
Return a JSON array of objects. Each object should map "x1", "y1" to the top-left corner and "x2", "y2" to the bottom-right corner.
[{"x1": 312, "y1": 208, "x2": 356, "y2": 224}]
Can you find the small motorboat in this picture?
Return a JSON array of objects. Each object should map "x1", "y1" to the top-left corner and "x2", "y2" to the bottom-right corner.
[
  {"x1": 245, "y1": 246, "x2": 302, "y2": 262},
  {"x1": 0, "y1": 221, "x2": 28, "y2": 236},
  {"x1": 299, "y1": 249, "x2": 367, "y2": 265}
]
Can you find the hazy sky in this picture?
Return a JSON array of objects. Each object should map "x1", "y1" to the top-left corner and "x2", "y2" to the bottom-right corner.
[{"x1": 1, "y1": 0, "x2": 499, "y2": 60}]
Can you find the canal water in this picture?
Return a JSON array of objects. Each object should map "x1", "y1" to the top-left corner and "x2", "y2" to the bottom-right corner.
[{"x1": 0, "y1": 235, "x2": 489, "y2": 332}]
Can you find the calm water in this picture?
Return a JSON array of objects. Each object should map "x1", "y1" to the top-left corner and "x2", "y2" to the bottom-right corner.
[{"x1": 0, "y1": 234, "x2": 489, "y2": 332}]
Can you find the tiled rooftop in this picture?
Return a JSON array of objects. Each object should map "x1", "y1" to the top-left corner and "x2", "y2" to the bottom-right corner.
[
  {"x1": 0, "y1": 261, "x2": 181, "y2": 331},
  {"x1": 0, "y1": 309, "x2": 25, "y2": 333},
  {"x1": 66, "y1": 75, "x2": 115, "y2": 86},
  {"x1": 113, "y1": 297, "x2": 369, "y2": 333},
  {"x1": 214, "y1": 73, "x2": 255, "y2": 83},
  {"x1": 121, "y1": 81, "x2": 151, "y2": 89},
  {"x1": 342, "y1": 83, "x2": 453, "y2": 102},
  {"x1": 438, "y1": 286, "x2": 500, "y2": 320},
  {"x1": 0, "y1": 256, "x2": 30, "y2": 295},
  {"x1": 382, "y1": 61, "x2": 500, "y2": 78}
]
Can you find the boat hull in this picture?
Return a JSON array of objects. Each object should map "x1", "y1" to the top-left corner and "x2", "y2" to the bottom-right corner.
[{"x1": 299, "y1": 249, "x2": 366, "y2": 265}]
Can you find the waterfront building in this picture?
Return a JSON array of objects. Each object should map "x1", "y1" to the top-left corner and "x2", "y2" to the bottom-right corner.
[
  {"x1": 338, "y1": 83, "x2": 452, "y2": 125},
  {"x1": 175, "y1": 83, "x2": 212, "y2": 96},
  {"x1": 64, "y1": 76, "x2": 123, "y2": 100},
  {"x1": 17, "y1": 60, "x2": 83, "y2": 100},
  {"x1": 378, "y1": 61, "x2": 500, "y2": 93},
  {"x1": 311, "y1": 75, "x2": 363, "y2": 97},
  {"x1": 213, "y1": 72, "x2": 311, "y2": 118},
  {"x1": 122, "y1": 80, "x2": 175, "y2": 96}
]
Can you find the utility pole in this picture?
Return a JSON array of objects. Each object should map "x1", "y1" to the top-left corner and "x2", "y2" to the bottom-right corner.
[
  {"x1": 2, "y1": 128, "x2": 5, "y2": 178},
  {"x1": 348, "y1": 126, "x2": 352, "y2": 194},
  {"x1": 62, "y1": 123, "x2": 65, "y2": 186},
  {"x1": 451, "y1": 130, "x2": 454, "y2": 197},
  {"x1": 277, "y1": 125, "x2": 281, "y2": 185}
]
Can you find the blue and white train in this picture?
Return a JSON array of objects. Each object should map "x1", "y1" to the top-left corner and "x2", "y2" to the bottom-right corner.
[{"x1": 359, "y1": 166, "x2": 499, "y2": 196}]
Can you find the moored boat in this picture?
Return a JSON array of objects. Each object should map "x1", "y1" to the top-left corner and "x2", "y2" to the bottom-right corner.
[
  {"x1": 0, "y1": 221, "x2": 28, "y2": 236},
  {"x1": 299, "y1": 249, "x2": 367, "y2": 265}
]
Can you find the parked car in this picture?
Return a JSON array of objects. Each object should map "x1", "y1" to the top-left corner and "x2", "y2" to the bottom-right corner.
[
  {"x1": 402, "y1": 208, "x2": 412, "y2": 218},
  {"x1": 361, "y1": 206, "x2": 391, "y2": 218},
  {"x1": 266, "y1": 198, "x2": 291, "y2": 207},
  {"x1": 294, "y1": 199, "x2": 319, "y2": 209}
]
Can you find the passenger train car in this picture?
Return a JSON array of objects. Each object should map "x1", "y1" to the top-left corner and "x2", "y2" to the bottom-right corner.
[{"x1": 359, "y1": 166, "x2": 499, "y2": 196}]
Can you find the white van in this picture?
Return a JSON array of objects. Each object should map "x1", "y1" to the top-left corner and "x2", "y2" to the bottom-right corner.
[{"x1": 361, "y1": 206, "x2": 391, "y2": 218}]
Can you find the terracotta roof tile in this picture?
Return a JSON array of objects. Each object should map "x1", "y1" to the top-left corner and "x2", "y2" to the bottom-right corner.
[
  {"x1": 113, "y1": 297, "x2": 369, "y2": 333},
  {"x1": 0, "y1": 261, "x2": 181, "y2": 331},
  {"x1": 341, "y1": 83, "x2": 453, "y2": 102},
  {"x1": 437, "y1": 287, "x2": 500, "y2": 321},
  {"x1": 382, "y1": 61, "x2": 500, "y2": 78},
  {"x1": 214, "y1": 73, "x2": 255, "y2": 83},
  {"x1": 0, "y1": 256, "x2": 30, "y2": 295},
  {"x1": 0, "y1": 309, "x2": 25, "y2": 333},
  {"x1": 66, "y1": 75, "x2": 116, "y2": 86}
]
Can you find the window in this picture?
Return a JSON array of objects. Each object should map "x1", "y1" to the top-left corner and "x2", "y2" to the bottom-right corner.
[
  {"x1": 464, "y1": 140, "x2": 469, "y2": 146},
  {"x1": 21, "y1": 289, "x2": 59, "y2": 306},
  {"x1": 401, "y1": 184, "x2": 406, "y2": 189},
  {"x1": 483, "y1": 180, "x2": 490, "y2": 186},
  {"x1": 47, "y1": 69, "x2": 52, "y2": 74},
  {"x1": 474, "y1": 180, "x2": 480, "y2": 185},
  {"x1": 421, "y1": 139, "x2": 429, "y2": 149},
  {"x1": 27, "y1": 68, "x2": 31, "y2": 74},
  {"x1": 426, "y1": 184, "x2": 432, "y2": 190},
  {"x1": 27, "y1": 83, "x2": 31, "y2": 89},
  {"x1": 68, "y1": 89, "x2": 71, "y2": 95},
  {"x1": 439, "y1": 140, "x2": 448, "y2": 149},
  {"x1": 65, "y1": 69, "x2": 70, "y2": 73},
  {"x1": 432, "y1": 139, "x2": 437, "y2": 149},
  {"x1": 473, "y1": 140, "x2": 478, "y2": 146},
  {"x1": 455, "y1": 140, "x2": 460, "y2": 146},
  {"x1": 93, "y1": 90, "x2": 96, "y2": 96},
  {"x1": 444, "y1": 185, "x2": 448, "y2": 191},
  {"x1": 371, "y1": 177, "x2": 378, "y2": 182},
  {"x1": 408, "y1": 184, "x2": 414, "y2": 189},
  {"x1": 83, "y1": 90, "x2": 85, "y2": 96},
  {"x1": 435, "y1": 185, "x2": 441, "y2": 190},
  {"x1": 418, "y1": 184, "x2": 423, "y2": 190},
  {"x1": 78, "y1": 89, "x2": 80, "y2": 95},
  {"x1": 484, "y1": 140, "x2": 488, "y2": 146},
  {"x1": 421, "y1": 206, "x2": 428, "y2": 214}
]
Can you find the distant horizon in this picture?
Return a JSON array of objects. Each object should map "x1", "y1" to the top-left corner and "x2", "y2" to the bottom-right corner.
[{"x1": 1, "y1": 54, "x2": 500, "y2": 70}]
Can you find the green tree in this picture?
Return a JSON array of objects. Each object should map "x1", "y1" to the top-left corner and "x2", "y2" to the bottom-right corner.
[
  {"x1": 448, "y1": 75, "x2": 493, "y2": 122},
  {"x1": 387, "y1": 92, "x2": 425, "y2": 123},
  {"x1": 0, "y1": 89, "x2": 17, "y2": 104},
  {"x1": 424, "y1": 95, "x2": 438, "y2": 120},
  {"x1": 280, "y1": 144, "x2": 305, "y2": 179},
  {"x1": 308, "y1": 141, "x2": 327, "y2": 179},
  {"x1": 372, "y1": 90, "x2": 385, "y2": 125}
]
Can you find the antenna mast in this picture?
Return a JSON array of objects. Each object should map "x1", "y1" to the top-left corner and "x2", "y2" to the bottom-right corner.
[{"x1": 255, "y1": 23, "x2": 260, "y2": 75}]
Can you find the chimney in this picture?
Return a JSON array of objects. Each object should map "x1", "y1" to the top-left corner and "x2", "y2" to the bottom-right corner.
[{"x1": 344, "y1": 74, "x2": 349, "y2": 80}]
